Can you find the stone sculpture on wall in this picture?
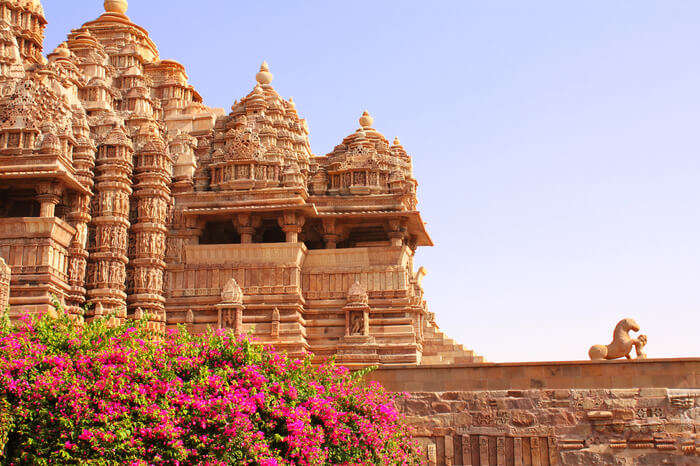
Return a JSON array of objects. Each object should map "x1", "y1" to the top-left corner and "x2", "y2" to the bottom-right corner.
[
  {"x1": 217, "y1": 278, "x2": 244, "y2": 335},
  {"x1": 344, "y1": 281, "x2": 370, "y2": 337},
  {"x1": 589, "y1": 318, "x2": 648, "y2": 360},
  {"x1": 0, "y1": 257, "x2": 10, "y2": 310}
]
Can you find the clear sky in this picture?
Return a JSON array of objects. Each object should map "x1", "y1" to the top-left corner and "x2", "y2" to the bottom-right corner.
[{"x1": 44, "y1": 1, "x2": 699, "y2": 362}]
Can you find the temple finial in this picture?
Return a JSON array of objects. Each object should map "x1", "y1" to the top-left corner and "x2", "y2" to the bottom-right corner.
[
  {"x1": 393, "y1": 137, "x2": 401, "y2": 146},
  {"x1": 104, "y1": 0, "x2": 128, "y2": 15},
  {"x1": 256, "y1": 61, "x2": 274, "y2": 85},
  {"x1": 359, "y1": 110, "x2": 374, "y2": 129}
]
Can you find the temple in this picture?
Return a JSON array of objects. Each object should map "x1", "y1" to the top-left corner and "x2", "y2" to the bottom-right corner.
[
  {"x1": 1, "y1": 2, "x2": 697, "y2": 464},
  {"x1": 0, "y1": 0, "x2": 481, "y2": 366}
]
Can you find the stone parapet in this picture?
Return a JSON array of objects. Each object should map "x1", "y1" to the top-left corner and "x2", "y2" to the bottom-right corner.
[
  {"x1": 184, "y1": 243, "x2": 307, "y2": 267},
  {"x1": 369, "y1": 358, "x2": 699, "y2": 391}
]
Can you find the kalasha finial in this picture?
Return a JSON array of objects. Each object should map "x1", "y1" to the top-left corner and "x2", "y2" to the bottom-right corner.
[
  {"x1": 53, "y1": 42, "x2": 70, "y2": 59},
  {"x1": 393, "y1": 137, "x2": 401, "y2": 146},
  {"x1": 359, "y1": 110, "x2": 374, "y2": 129},
  {"x1": 256, "y1": 61, "x2": 274, "y2": 85},
  {"x1": 104, "y1": 0, "x2": 128, "y2": 14}
]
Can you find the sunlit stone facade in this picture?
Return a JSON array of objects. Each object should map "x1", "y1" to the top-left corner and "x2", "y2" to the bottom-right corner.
[{"x1": 0, "y1": 0, "x2": 481, "y2": 366}]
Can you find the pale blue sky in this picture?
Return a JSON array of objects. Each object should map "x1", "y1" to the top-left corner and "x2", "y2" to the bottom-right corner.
[{"x1": 44, "y1": 1, "x2": 699, "y2": 362}]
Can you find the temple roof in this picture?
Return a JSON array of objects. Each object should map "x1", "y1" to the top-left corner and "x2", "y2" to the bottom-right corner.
[
  {"x1": 221, "y1": 62, "x2": 313, "y2": 164},
  {"x1": 322, "y1": 111, "x2": 413, "y2": 178}
]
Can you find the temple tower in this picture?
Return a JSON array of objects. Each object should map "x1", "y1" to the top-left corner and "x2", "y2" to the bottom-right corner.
[
  {"x1": 0, "y1": 0, "x2": 47, "y2": 65},
  {"x1": 86, "y1": 126, "x2": 134, "y2": 318},
  {"x1": 127, "y1": 124, "x2": 172, "y2": 330}
]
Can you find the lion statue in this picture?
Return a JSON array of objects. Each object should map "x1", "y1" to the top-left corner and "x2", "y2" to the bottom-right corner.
[{"x1": 589, "y1": 318, "x2": 648, "y2": 361}]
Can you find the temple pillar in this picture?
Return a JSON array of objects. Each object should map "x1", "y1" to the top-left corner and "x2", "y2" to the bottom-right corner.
[
  {"x1": 279, "y1": 212, "x2": 305, "y2": 243},
  {"x1": 65, "y1": 193, "x2": 91, "y2": 315},
  {"x1": 236, "y1": 213, "x2": 261, "y2": 244},
  {"x1": 321, "y1": 218, "x2": 341, "y2": 249},
  {"x1": 387, "y1": 218, "x2": 408, "y2": 247},
  {"x1": 35, "y1": 182, "x2": 63, "y2": 218},
  {"x1": 86, "y1": 126, "x2": 134, "y2": 320},
  {"x1": 127, "y1": 124, "x2": 172, "y2": 332}
]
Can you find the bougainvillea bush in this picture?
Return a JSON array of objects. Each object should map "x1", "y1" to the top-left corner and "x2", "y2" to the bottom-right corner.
[{"x1": 0, "y1": 308, "x2": 421, "y2": 465}]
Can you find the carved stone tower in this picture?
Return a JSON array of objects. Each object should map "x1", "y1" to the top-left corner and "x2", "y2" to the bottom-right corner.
[{"x1": 0, "y1": 0, "x2": 483, "y2": 366}]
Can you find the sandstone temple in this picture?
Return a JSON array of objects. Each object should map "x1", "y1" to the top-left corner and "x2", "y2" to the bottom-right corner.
[
  {"x1": 0, "y1": 0, "x2": 480, "y2": 367},
  {"x1": 0, "y1": 2, "x2": 697, "y2": 464}
]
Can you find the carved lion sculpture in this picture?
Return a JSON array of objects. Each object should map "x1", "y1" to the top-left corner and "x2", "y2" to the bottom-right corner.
[{"x1": 589, "y1": 318, "x2": 648, "y2": 361}]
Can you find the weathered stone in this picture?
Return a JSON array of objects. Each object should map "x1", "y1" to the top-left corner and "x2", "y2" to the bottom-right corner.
[
  {"x1": 589, "y1": 318, "x2": 648, "y2": 360},
  {"x1": 510, "y1": 410, "x2": 536, "y2": 426},
  {"x1": 398, "y1": 383, "x2": 697, "y2": 465},
  {"x1": 0, "y1": 257, "x2": 9, "y2": 310},
  {"x1": 0, "y1": 0, "x2": 481, "y2": 367}
]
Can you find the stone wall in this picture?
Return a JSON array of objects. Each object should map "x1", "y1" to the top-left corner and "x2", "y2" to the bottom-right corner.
[
  {"x1": 0, "y1": 256, "x2": 9, "y2": 310},
  {"x1": 369, "y1": 359, "x2": 700, "y2": 465},
  {"x1": 369, "y1": 358, "x2": 699, "y2": 391}
]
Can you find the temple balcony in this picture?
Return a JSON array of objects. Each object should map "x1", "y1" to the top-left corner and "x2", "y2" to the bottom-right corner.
[{"x1": 0, "y1": 217, "x2": 76, "y2": 314}]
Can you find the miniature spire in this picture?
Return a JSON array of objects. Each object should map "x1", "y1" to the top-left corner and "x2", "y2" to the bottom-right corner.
[
  {"x1": 104, "y1": 0, "x2": 128, "y2": 14},
  {"x1": 52, "y1": 42, "x2": 70, "y2": 60},
  {"x1": 359, "y1": 110, "x2": 374, "y2": 129},
  {"x1": 256, "y1": 61, "x2": 274, "y2": 85}
]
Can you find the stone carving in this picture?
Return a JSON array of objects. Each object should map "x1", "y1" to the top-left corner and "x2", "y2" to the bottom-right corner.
[
  {"x1": 0, "y1": 0, "x2": 472, "y2": 366},
  {"x1": 349, "y1": 311, "x2": 365, "y2": 335},
  {"x1": 347, "y1": 280, "x2": 369, "y2": 305},
  {"x1": 270, "y1": 307, "x2": 280, "y2": 337},
  {"x1": 0, "y1": 257, "x2": 10, "y2": 310},
  {"x1": 589, "y1": 318, "x2": 648, "y2": 360},
  {"x1": 221, "y1": 278, "x2": 243, "y2": 305},
  {"x1": 343, "y1": 281, "x2": 370, "y2": 338}
]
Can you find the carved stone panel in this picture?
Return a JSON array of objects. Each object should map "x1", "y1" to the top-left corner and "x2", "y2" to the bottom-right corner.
[{"x1": 0, "y1": 257, "x2": 10, "y2": 310}]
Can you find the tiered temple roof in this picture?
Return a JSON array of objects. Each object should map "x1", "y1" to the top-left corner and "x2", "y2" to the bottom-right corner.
[{"x1": 0, "y1": 0, "x2": 483, "y2": 366}]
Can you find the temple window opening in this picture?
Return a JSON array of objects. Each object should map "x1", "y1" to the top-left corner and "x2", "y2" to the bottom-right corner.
[
  {"x1": 199, "y1": 221, "x2": 241, "y2": 245},
  {"x1": 259, "y1": 221, "x2": 285, "y2": 244}
]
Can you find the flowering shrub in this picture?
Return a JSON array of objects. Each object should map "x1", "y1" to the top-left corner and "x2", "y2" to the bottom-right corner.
[{"x1": 0, "y1": 308, "x2": 421, "y2": 465}]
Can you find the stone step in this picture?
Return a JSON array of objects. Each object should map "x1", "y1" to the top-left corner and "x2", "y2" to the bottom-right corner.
[{"x1": 379, "y1": 353, "x2": 420, "y2": 364}]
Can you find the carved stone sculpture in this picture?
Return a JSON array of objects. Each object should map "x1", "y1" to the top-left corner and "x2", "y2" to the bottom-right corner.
[
  {"x1": 589, "y1": 318, "x2": 648, "y2": 360},
  {"x1": 221, "y1": 278, "x2": 243, "y2": 305},
  {"x1": 0, "y1": 0, "x2": 481, "y2": 366},
  {"x1": 217, "y1": 278, "x2": 245, "y2": 335},
  {"x1": 0, "y1": 257, "x2": 10, "y2": 310},
  {"x1": 350, "y1": 311, "x2": 365, "y2": 335}
]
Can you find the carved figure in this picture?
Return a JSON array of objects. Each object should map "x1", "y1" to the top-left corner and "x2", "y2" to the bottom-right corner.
[
  {"x1": 635, "y1": 334, "x2": 648, "y2": 359},
  {"x1": 589, "y1": 318, "x2": 647, "y2": 360},
  {"x1": 0, "y1": 257, "x2": 10, "y2": 310},
  {"x1": 221, "y1": 278, "x2": 243, "y2": 304},
  {"x1": 69, "y1": 258, "x2": 80, "y2": 281},
  {"x1": 350, "y1": 312, "x2": 364, "y2": 335}
]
